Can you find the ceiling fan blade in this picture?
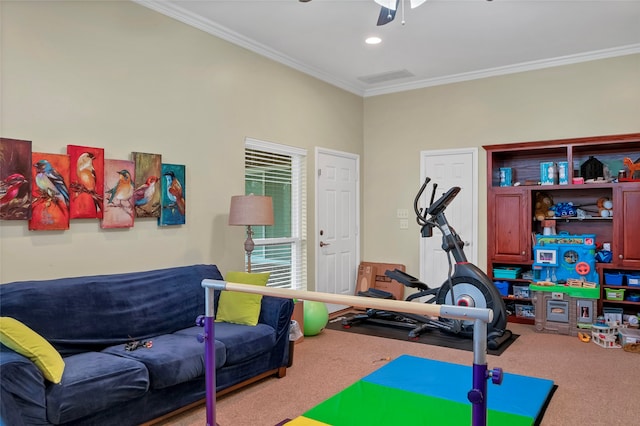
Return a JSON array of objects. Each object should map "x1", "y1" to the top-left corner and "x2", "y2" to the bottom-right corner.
[
  {"x1": 376, "y1": 0, "x2": 399, "y2": 26},
  {"x1": 376, "y1": 7, "x2": 396, "y2": 26}
]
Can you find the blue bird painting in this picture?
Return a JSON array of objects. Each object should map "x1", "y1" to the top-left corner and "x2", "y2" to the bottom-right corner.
[
  {"x1": 159, "y1": 164, "x2": 186, "y2": 226},
  {"x1": 163, "y1": 170, "x2": 185, "y2": 215},
  {"x1": 29, "y1": 153, "x2": 70, "y2": 231},
  {"x1": 33, "y1": 159, "x2": 69, "y2": 206}
]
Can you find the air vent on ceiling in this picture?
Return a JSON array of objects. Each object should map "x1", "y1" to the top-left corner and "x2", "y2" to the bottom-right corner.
[{"x1": 357, "y1": 69, "x2": 414, "y2": 84}]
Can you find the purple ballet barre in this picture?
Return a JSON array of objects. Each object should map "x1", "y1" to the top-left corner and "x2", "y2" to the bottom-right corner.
[{"x1": 201, "y1": 279, "x2": 503, "y2": 426}]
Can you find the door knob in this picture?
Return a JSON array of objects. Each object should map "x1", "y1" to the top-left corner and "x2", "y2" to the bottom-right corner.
[{"x1": 320, "y1": 241, "x2": 331, "y2": 247}]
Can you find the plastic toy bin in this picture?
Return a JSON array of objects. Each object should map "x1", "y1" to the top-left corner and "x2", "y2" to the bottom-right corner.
[
  {"x1": 494, "y1": 281, "x2": 509, "y2": 297},
  {"x1": 619, "y1": 328, "x2": 640, "y2": 345},
  {"x1": 493, "y1": 267, "x2": 522, "y2": 279},
  {"x1": 604, "y1": 272, "x2": 625, "y2": 286},
  {"x1": 515, "y1": 304, "x2": 535, "y2": 318},
  {"x1": 605, "y1": 288, "x2": 625, "y2": 301},
  {"x1": 626, "y1": 274, "x2": 640, "y2": 287},
  {"x1": 513, "y1": 285, "x2": 531, "y2": 299}
]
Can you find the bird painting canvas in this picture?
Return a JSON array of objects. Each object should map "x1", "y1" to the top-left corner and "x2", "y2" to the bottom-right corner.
[
  {"x1": 0, "y1": 138, "x2": 32, "y2": 220},
  {"x1": 102, "y1": 159, "x2": 135, "y2": 229},
  {"x1": 159, "y1": 163, "x2": 186, "y2": 226},
  {"x1": 29, "y1": 152, "x2": 70, "y2": 231},
  {"x1": 67, "y1": 145, "x2": 104, "y2": 219},
  {"x1": 132, "y1": 152, "x2": 162, "y2": 218}
]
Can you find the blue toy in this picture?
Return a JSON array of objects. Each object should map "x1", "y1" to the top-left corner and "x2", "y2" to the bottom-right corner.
[
  {"x1": 533, "y1": 234, "x2": 598, "y2": 285},
  {"x1": 551, "y1": 202, "x2": 576, "y2": 217}
]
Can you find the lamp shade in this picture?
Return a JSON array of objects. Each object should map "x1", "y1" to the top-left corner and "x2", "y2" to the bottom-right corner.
[{"x1": 228, "y1": 195, "x2": 274, "y2": 226}]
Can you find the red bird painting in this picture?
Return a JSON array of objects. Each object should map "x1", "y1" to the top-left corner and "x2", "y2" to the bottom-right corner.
[
  {"x1": 1, "y1": 173, "x2": 29, "y2": 211},
  {"x1": 0, "y1": 137, "x2": 32, "y2": 220}
]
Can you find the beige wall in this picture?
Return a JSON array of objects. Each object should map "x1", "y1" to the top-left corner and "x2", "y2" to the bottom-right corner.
[
  {"x1": 362, "y1": 54, "x2": 640, "y2": 280},
  {"x1": 2, "y1": 1, "x2": 638, "y2": 290},
  {"x1": 0, "y1": 1, "x2": 363, "y2": 283}
]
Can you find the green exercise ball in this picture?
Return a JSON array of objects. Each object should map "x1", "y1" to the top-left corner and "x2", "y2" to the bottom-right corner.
[{"x1": 303, "y1": 301, "x2": 329, "y2": 336}]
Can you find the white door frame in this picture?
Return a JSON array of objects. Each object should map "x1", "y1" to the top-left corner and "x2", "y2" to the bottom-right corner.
[
  {"x1": 419, "y1": 148, "x2": 478, "y2": 283},
  {"x1": 314, "y1": 147, "x2": 361, "y2": 297}
]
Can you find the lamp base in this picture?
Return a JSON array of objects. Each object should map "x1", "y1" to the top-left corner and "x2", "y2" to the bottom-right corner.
[{"x1": 244, "y1": 225, "x2": 255, "y2": 273}]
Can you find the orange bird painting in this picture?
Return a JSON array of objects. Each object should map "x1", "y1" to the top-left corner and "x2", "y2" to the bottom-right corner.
[{"x1": 67, "y1": 145, "x2": 104, "y2": 219}]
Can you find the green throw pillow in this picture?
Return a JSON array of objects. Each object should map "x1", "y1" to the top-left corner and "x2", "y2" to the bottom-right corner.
[
  {"x1": 0, "y1": 317, "x2": 65, "y2": 383},
  {"x1": 216, "y1": 271, "x2": 270, "y2": 326}
]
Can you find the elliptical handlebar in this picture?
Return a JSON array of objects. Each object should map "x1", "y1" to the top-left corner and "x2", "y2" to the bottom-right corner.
[
  {"x1": 427, "y1": 186, "x2": 461, "y2": 217},
  {"x1": 414, "y1": 177, "x2": 431, "y2": 226},
  {"x1": 414, "y1": 177, "x2": 466, "y2": 261},
  {"x1": 414, "y1": 177, "x2": 461, "y2": 223}
]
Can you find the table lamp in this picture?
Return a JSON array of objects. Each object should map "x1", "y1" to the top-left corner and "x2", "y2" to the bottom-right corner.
[{"x1": 228, "y1": 195, "x2": 274, "y2": 272}]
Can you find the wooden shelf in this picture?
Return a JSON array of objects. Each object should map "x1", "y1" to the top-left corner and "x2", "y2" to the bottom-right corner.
[
  {"x1": 535, "y1": 217, "x2": 613, "y2": 221},
  {"x1": 602, "y1": 300, "x2": 640, "y2": 306},
  {"x1": 485, "y1": 133, "x2": 640, "y2": 324},
  {"x1": 493, "y1": 182, "x2": 620, "y2": 190},
  {"x1": 503, "y1": 297, "x2": 532, "y2": 303},
  {"x1": 507, "y1": 316, "x2": 535, "y2": 325}
]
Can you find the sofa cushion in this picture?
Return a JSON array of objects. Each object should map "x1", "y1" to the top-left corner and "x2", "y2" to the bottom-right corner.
[
  {"x1": 0, "y1": 317, "x2": 65, "y2": 383},
  {"x1": 0, "y1": 264, "x2": 223, "y2": 355},
  {"x1": 216, "y1": 271, "x2": 270, "y2": 326},
  {"x1": 103, "y1": 333, "x2": 209, "y2": 390},
  {"x1": 172, "y1": 327, "x2": 227, "y2": 369},
  {"x1": 214, "y1": 322, "x2": 276, "y2": 365},
  {"x1": 46, "y1": 352, "x2": 149, "y2": 424}
]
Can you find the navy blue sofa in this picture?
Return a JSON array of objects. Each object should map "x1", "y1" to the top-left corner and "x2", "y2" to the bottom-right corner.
[{"x1": 0, "y1": 264, "x2": 294, "y2": 425}]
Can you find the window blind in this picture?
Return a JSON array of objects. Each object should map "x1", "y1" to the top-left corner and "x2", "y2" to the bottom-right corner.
[{"x1": 245, "y1": 138, "x2": 307, "y2": 290}]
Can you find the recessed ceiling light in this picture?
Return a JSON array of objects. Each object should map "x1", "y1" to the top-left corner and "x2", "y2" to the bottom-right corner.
[{"x1": 365, "y1": 36, "x2": 382, "y2": 45}]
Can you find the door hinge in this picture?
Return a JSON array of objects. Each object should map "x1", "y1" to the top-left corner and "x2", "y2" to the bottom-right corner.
[{"x1": 318, "y1": 169, "x2": 321, "y2": 177}]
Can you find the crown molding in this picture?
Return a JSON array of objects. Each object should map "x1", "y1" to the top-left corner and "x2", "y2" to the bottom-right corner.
[
  {"x1": 133, "y1": 0, "x2": 366, "y2": 96},
  {"x1": 134, "y1": 1, "x2": 640, "y2": 99},
  {"x1": 363, "y1": 44, "x2": 640, "y2": 97}
]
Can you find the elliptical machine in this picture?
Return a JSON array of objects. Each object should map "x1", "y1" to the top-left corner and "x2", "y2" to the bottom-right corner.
[{"x1": 342, "y1": 177, "x2": 512, "y2": 349}]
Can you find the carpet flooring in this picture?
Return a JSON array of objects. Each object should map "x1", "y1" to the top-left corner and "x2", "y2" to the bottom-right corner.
[
  {"x1": 326, "y1": 312, "x2": 518, "y2": 356},
  {"x1": 155, "y1": 322, "x2": 640, "y2": 426}
]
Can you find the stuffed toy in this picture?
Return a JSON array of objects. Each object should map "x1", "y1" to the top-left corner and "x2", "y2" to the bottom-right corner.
[
  {"x1": 597, "y1": 197, "x2": 613, "y2": 217},
  {"x1": 552, "y1": 202, "x2": 577, "y2": 217},
  {"x1": 534, "y1": 192, "x2": 554, "y2": 221}
]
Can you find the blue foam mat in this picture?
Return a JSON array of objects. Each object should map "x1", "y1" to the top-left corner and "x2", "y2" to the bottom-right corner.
[{"x1": 363, "y1": 355, "x2": 555, "y2": 420}]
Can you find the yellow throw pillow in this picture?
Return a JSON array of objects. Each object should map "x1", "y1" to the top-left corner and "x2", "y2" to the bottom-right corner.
[
  {"x1": 0, "y1": 317, "x2": 65, "y2": 383},
  {"x1": 216, "y1": 271, "x2": 270, "y2": 326}
]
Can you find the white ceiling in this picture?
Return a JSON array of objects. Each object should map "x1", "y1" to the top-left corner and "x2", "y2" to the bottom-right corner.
[{"x1": 135, "y1": 0, "x2": 640, "y2": 97}]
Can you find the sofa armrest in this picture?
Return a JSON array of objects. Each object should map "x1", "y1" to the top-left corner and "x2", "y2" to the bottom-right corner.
[
  {"x1": 258, "y1": 296, "x2": 294, "y2": 332},
  {"x1": 0, "y1": 349, "x2": 48, "y2": 425},
  {"x1": 257, "y1": 296, "x2": 294, "y2": 368}
]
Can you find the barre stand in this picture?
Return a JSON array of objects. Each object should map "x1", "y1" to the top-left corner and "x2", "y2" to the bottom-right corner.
[{"x1": 201, "y1": 280, "x2": 504, "y2": 426}]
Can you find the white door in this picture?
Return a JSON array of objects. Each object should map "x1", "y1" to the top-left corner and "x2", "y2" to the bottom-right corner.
[
  {"x1": 316, "y1": 148, "x2": 360, "y2": 313},
  {"x1": 419, "y1": 149, "x2": 478, "y2": 289}
]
